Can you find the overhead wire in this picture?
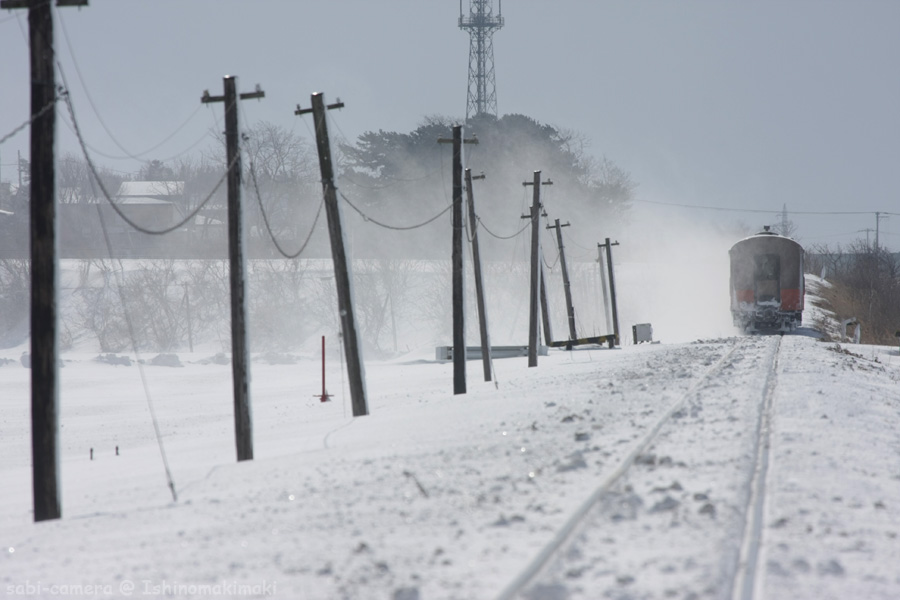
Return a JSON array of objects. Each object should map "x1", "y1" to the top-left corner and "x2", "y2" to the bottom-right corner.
[
  {"x1": 79, "y1": 139, "x2": 179, "y2": 505},
  {"x1": 0, "y1": 95, "x2": 60, "y2": 147},
  {"x1": 476, "y1": 214, "x2": 530, "y2": 240},
  {"x1": 247, "y1": 156, "x2": 325, "y2": 259},
  {"x1": 56, "y1": 9, "x2": 209, "y2": 162},
  {"x1": 92, "y1": 201, "x2": 179, "y2": 503},
  {"x1": 236, "y1": 95, "x2": 330, "y2": 259},
  {"x1": 57, "y1": 109, "x2": 214, "y2": 165},
  {"x1": 633, "y1": 197, "x2": 894, "y2": 216},
  {"x1": 60, "y1": 73, "x2": 233, "y2": 236},
  {"x1": 339, "y1": 189, "x2": 451, "y2": 231},
  {"x1": 340, "y1": 167, "x2": 444, "y2": 190}
]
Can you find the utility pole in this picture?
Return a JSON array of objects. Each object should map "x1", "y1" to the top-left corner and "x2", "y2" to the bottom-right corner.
[
  {"x1": 548, "y1": 219, "x2": 577, "y2": 345},
  {"x1": 596, "y1": 243, "x2": 612, "y2": 335},
  {"x1": 858, "y1": 228, "x2": 874, "y2": 249},
  {"x1": 438, "y1": 126, "x2": 478, "y2": 394},
  {"x1": 875, "y1": 212, "x2": 888, "y2": 252},
  {"x1": 3, "y1": 0, "x2": 88, "y2": 523},
  {"x1": 297, "y1": 93, "x2": 369, "y2": 416},
  {"x1": 465, "y1": 168, "x2": 492, "y2": 382},
  {"x1": 201, "y1": 76, "x2": 264, "y2": 461},
  {"x1": 539, "y1": 256, "x2": 553, "y2": 346},
  {"x1": 602, "y1": 238, "x2": 621, "y2": 346},
  {"x1": 521, "y1": 172, "x2": 552, "y2": 366}
]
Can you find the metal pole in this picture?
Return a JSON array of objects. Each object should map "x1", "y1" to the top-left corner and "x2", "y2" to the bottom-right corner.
[
  {"x1": 605, "y1": 237, "x2": 621, "y2": 346},
  {"x1": 465, "y1": 169, "x2": 492, "y2": 382},
  {"x1": 451, "y1": 126, "x2": 466, "y2": 394},
  {"x1": 223, "y1": 76, "x2": 253, "y2": 461},
  {"x1": 308, "y1": 93, "x2": 369, "y2": 416},
  {"x1": 321, "y1": 336, "x2": 328, "y2": 401}
]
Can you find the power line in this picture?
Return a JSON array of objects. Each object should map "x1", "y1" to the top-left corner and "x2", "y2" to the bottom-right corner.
[
  {"x1": 247, "y1": 157, "x2": 325, "y2": 259},
  {"x1": 634, "y1": 197, "x2": 892, "y2": 216},
  {"x1": 339, "y1": 189, "x2": 451, "y2": 231},
  {"x1": 339, "y1": 164, "x2": 445, "y2": 189},
  {"x1": 0, "y1": 95, "x2": 60, "y2": 147},
  {"x1": 91, "y1": 200, "x2": 178, "y2": 504},
  {"x1": 62, "y1": 86, "x2": 233, "y2": 236},
  {"x1": 55, "y1": 10, "x2": 208, "y2": 161},
  {"x1": 57, "y1": 107, "x2": 214, "y2": 165},
  {"x1": 476, "y1": 214, "x2": 530, "y2": 240}
]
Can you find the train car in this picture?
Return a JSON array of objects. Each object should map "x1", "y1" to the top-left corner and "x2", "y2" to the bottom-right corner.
[{"x1": 729, "y1": 227, "x2": 805, "y2": 332}]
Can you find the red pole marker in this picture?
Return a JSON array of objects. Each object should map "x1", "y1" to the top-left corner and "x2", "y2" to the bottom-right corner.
[{"x1": 315, "y1": 335, "x2": 332, "y2": 403}]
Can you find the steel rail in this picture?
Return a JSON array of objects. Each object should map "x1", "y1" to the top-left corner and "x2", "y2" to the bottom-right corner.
[
  {"x1": 495, "y1": 337, "x2": 755, "y2": 600},
  {"x1": 731, "y1": 335, "x2": 782, "y2": 600}
]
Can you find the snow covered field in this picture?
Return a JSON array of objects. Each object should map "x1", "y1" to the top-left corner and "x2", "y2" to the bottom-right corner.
[{"x1": 2, "y1": 285, "x2": 900, "y2": 599}]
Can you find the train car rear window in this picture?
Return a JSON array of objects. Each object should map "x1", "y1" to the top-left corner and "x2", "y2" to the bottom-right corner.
[{"x1": 755, "y1": 254, "x2": 780, "y2": 280}]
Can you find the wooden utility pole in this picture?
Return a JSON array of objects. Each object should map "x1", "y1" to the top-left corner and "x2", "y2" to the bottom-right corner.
[
  {"x1": 875, "y1": 212, "x2": 888, "y2": 252},
  {"x1": 3, "y1": 0, "x2": 89, "y2": 523},
  {"x1": 297, "y1": 93, "x2": 369, "y2": 416},
  {"x1": 521, "y1": 172, "x2": 552, "y2": 366},
  {"x1": 596, "y1": 243, "x2": 613, "y2": 335},
  {"x1": 438, "y1": 127, "x2": 478, "y2": 394},
  {"x1": 548, "y1": 219, "x2": 577, "y2": 346},
  {"x1": 602, "y1": 237, "x2": 621, "y2": 346},
  {"x1": 465, "y1": 169, "x2": 492, "y2": 382},
  {"x1": 539, "y1": 257, "x2": 553, "y2": 346},
  {"x1": 450, "y1": 126, "x2": 466, "y2": 394},
  {"x1": 201, "y1": 76, "x2": 264, "y2": 461}
]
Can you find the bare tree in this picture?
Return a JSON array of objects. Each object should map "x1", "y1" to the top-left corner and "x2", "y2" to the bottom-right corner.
[{"x1": 0, "y1": 259, "x2": 30, "y2": 347}]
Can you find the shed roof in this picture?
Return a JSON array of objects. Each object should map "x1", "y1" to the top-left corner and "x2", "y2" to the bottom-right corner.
[
  {"x1": 117, "y1": 181, "x2": 184, "y2": 197},
  {"x1": 118, "y1": 196, "x2": 174, "y2": 205}
]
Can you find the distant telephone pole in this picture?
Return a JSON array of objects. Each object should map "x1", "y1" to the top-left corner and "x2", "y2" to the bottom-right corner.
[
  {"x1": 875, "y1": 212, "x2": 888, "y2": 251},
  {"x1": 465, "y1": 169, "x2": 492, "y2": 382},
  {"x1": 548, "y1": 219, "x2": 577, "y2": 345},
  {"x1": 297, "y1": 93, "x2": 369, "y2": 416},
  {"x1": 601, "y1": 238, "x2": 621, "y2": 346},
  {"x1": 539, "y1": 257, "x2": 553, "y2": 346},
  {"x1": 859, "y1": 228, "x2": 874, "y2": 249},
  {"x1": 201, "y1": 76, "x2": 265, "y2": 461},
  {"x1": 522, "y1": 172, "x2": 552, "y2": 366},
  {"x1": 2, "y1": 0, "x2": 89, "y2": 523},
  {"x1": 596, "y1": 243, "x2": 612, "y2": 335},
  {"x1": 438, "y1": 126, "x2": 478, "y2": 393}
]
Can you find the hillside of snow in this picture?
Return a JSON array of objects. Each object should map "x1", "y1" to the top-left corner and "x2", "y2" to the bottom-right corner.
[{"x1": 1, "y1": 276, "x2": 899, "y2": 600}]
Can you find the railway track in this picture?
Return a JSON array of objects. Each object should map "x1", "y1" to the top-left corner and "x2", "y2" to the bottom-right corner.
[
  {"x1": 731, "y1": 335, "x2": 781, "y2": 600},
  {"x1": 496, "y1": 335, "x2": 783, "y2": 600}
]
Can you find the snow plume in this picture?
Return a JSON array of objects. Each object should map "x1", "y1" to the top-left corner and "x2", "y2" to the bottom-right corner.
[{"x1": 610, "y1": 201, "x2": 744, "y2": 343}]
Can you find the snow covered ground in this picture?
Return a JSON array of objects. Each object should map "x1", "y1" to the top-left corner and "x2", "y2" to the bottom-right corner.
[{"x1": 2, "y1": 281, "x2": 899, "y2": 600}]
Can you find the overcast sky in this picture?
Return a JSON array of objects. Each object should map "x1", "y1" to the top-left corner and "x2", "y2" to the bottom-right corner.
[{"x1": 2, "y1": 0, "x2": 898, "y2": 250}]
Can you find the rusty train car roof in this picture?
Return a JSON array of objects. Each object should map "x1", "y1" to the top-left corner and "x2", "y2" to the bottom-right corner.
[{"x1": 729, "y1": 230, "x2": 804, "y2": 254}]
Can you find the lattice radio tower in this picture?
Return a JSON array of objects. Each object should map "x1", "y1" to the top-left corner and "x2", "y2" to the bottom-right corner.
[{"x1": 459, "y1": 0, "x2": 504, "y2": 121}]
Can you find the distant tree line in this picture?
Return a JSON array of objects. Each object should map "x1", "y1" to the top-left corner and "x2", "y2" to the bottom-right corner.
[
  {"x1": 807, "y1": 241, "x2": 900, "y2": 345},
  {"x1": 1, "y1": 112, "x2": 635, "y2": 260},
  {"x1": 340, "y1": 113, "x2": 636, "y2": 257}
]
